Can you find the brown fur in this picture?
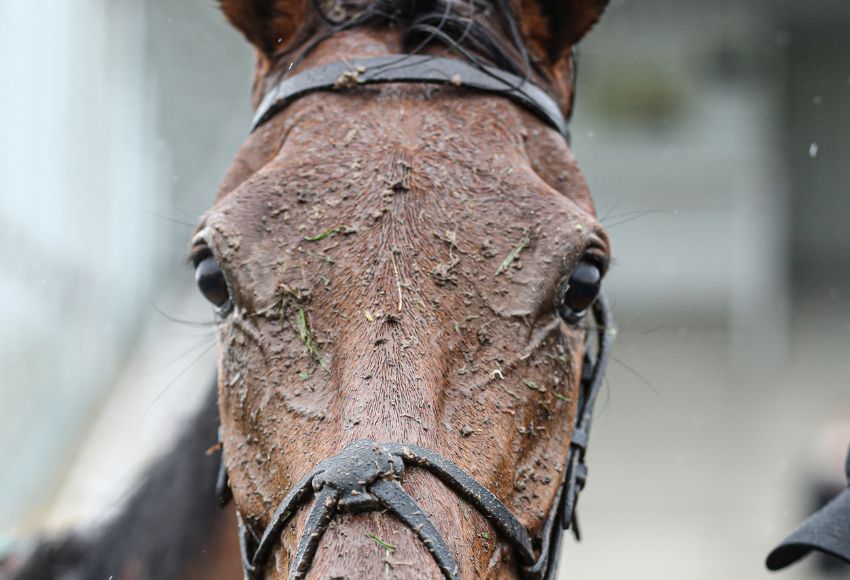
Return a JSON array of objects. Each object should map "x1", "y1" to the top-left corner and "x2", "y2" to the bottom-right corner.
[
  {"x1": 199, "y1": 1, "x2": 610, "y2": 578},
  {"x1": 517, "y1": 0, "x2": 609, "y2": 59},
  {"x1": 219, "y1": 0, "x2": 309, "y2": 55}
]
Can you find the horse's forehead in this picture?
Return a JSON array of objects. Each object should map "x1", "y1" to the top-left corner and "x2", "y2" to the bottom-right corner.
[
  {"x1": 213, "y1": 84, "x2": 594, "y2": 210},
  {"x1": 208, "y1": 158, "x2": 590, "y2": 273},
  {"x1": 210, "y1": 112, "x2": 589, "y2": 244}
]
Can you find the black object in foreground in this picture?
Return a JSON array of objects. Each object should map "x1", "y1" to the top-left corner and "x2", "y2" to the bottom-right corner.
[{"x1": 767, "y1": 444, "x2": 850, "y2": 571}]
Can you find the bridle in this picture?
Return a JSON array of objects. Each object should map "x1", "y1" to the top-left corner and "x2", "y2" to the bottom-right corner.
[
  {"x1": 216, "y1": 54, "x2": 613, "y2": 580},
  {"x1": 250, "y1": 54, "x2": 570, "y2": 140}
]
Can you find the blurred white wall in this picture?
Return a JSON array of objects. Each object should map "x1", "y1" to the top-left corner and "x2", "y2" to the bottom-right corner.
[
  {"x1": 573, "y1": 0, "x2": 791, "y2": 360},
  {"x1": 0, "y1": 0, "x2": 252, "y2": 547},
  {"x1": 0, "y1": 0, "x2": 164, "y2": 540},
  {"x1": 564, "y1": 2, "x2": 850, "y2": 578}
]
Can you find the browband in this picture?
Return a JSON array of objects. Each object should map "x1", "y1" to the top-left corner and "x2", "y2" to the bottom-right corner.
[{"x1": 251, "y1": 54, "x2": 569, "y2": 139}]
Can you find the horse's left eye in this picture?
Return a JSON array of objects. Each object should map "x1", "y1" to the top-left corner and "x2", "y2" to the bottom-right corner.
[
  {"x1": 559, "y1": 262, "x2": 602, "y2": 322},
  {"x1": 195, "y1": 256, "x2": 231, "y2": 309}
]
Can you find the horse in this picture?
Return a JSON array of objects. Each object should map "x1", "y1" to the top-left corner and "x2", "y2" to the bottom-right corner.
[{"x1": 5, "y1": 0, "x2": 613, "y2": 577}]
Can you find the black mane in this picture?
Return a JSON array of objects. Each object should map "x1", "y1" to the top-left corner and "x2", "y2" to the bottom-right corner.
[
  {"x1": 8, "y1": 386, "x2": 222, "y2": 580},
  {"x1": 282, "y1": 0, "x2": 536, "y2": 83},
  {"x1": 273, "y1": 0, "x2": 576, "y2": 121}
]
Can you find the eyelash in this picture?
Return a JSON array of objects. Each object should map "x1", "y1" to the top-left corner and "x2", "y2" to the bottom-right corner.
[{"x1": 189, "y1": 245, "x2": 213, "y2": 268}]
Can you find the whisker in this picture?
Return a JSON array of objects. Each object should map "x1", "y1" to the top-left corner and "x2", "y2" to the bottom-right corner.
[
  {"x1": 636, "y1": 324, "x2": 668, "y2": 336},
  {"x1": 602, "y1": 209, "x2": 675, "y2": 230},
  {"x1": 152, "y1": 302, "x2": 217, "y2": 329},
  {"x1": 142, "y1": 335, "x2": 218, "y2": 376},
  {"x1": 596, "y1": 373, "x2": 613, "y2": 416},
  {"x1": 609, "y1": 310, "x2": 669, "y2": 337},
  {"x1": 137, "y1": 340, "x2": 217, "y2": 431},
  {"x1": 598, "y1": 199, "x2": 626, "y2": 223},
  {"x1": 609, "y1": 353, "x2": 659, "y2": 396},
  {"x1": 143, "y1": 209, "x2": 196, "y2": 229}
]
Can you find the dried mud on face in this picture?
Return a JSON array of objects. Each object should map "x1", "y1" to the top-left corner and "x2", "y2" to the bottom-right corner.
[{"x1": 199, "y1": 85, "x2": 606, "y2": 578}]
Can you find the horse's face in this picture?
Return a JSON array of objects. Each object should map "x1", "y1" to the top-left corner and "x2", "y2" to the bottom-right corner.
[{"x1": 196, "y1": 2, "x2": 609, "y2": 577}]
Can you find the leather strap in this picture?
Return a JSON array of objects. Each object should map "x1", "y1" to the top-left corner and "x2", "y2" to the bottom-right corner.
[
  {"x1": 523, "y1": 293, "x2": 613, "y2": 580},
  {"x1": 251, "y1": 54, "x2": 569, "y2": 140}
]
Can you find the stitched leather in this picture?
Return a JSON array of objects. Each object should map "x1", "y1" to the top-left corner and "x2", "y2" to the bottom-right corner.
[{"x1": 251, "y1": 55, "x2": 569, "y2": 140}]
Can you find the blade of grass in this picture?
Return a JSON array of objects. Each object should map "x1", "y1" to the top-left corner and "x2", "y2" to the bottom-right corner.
[
  {"x1": 495, "y1": 236, "x2": 530, "y2": 275},
  {"x1": 295, "y1": 308, "x2": 325, "y2": 368},
  {"x1": 303, "y1": 225, "x2": 358, "y2": 242},
  {"x1": 366, "y1": 533, "x2": 396, "y2": 551}
]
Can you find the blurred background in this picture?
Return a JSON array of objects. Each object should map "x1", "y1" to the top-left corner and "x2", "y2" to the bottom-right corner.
[{"x1": 1, "y1": 0, "x2": 849, "y2": 578}]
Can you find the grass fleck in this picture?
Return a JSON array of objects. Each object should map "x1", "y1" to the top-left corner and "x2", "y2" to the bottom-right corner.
[
  {"x1": 366, "y1": 533, "x2": 396, "y2": 551},
  {"x1": 524, "y1": 379, "x2": 547, "y2": 393},
  {"x1": 553, "y1": 393, "x2": 570, "y2": 402},
  {"x1": 495, "y1": 236, "x2": 530, "y2": 276},
  {"x1": 390, "y1": 250, "x2": 403, "y2": 312},
  {"x1": 306, "y1": 249, "x2": 335, "y2": 263},
  {"x1": 295, "y1": 308, "x2": 325, "y2": 368},
  {"x1": 479, "y1": 531, "x2": 492, "y2": 540},
  {"x1": 303, "y1": 225, "x2": 358, "y2": 242}
]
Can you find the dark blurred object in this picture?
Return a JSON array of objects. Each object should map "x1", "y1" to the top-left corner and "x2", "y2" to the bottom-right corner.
[
  {"x1": 810, "y1": 482, "x2": 850, "y2": 576},
  {"x1": 767, "y1": 444, "x2": 850, "y2": 572}
]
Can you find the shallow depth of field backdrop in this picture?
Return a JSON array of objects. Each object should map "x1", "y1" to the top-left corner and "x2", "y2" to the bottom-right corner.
[{"x1": 2, "y1": 1, "x2": 849, "y2": 578}]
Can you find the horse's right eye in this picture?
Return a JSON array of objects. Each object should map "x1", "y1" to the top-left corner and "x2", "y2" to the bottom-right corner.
[
  {"x1": 195, "y1": 256, "x2": 231, "y2": 309},
  {"x1": 558, "y1": 262, "x2": 602, "y2": 323}
]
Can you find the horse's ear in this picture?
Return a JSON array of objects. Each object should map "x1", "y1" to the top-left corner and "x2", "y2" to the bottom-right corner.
[
  {"x1": 219, "y1": 0, "x2": 307, "y2": 57},
  {"x1": 516, "y1": 0, "x2": 609, "y2": 62}
]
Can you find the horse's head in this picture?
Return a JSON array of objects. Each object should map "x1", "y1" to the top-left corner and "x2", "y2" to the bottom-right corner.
[{"x1": 195, "y1": 0, "x2": 611, "y2": 577}]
